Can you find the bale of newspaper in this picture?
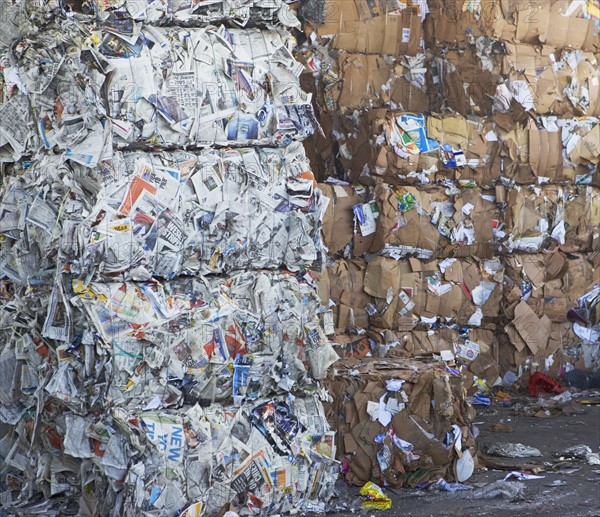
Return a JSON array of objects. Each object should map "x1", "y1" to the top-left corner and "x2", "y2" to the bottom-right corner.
[
  {"x1": 324, "y1": 358, "x2": 476, "y2": 488},
  {"x1": 57, "y1": 0, "x2": 302, "y2": 27},
  {"x1": 0, "y1": 145, "x2": 326, "y2": 280},
  {"x1": 0, "y1": 269, "x2": 340, "y2": 515},
  {"x1": 0, "y1": 22, "x2": 318, "y2": 162}
]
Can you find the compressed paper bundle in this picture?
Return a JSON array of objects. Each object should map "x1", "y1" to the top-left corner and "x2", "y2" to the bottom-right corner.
[
  {"x1": 366, "y1": 111, "x2": 504, "y2": 188},
  {"x1": 315, "y1": 111, "x2": 600, "y2": 188},
  {"x1": 0, "y1": 379, "x2": 337, "y2": 516},
  {"x1": 324, "y1": 358, "x2": 476, "y2": 488},
  {"x1": 76, "y1": 272, "x2": 337, "y2": 406},
  {"x1": 425, "y1": 0, "x2": 599, "y2": 50},
  {"x1": 504, "y1": 185, "x2": 600, "y2": 254},
  {"x1": 313, "y1": 0, "x2": 426, "y2": 55},
  {"x1": 371, "y1": 182, "x2": 502, "y2": 259},
  {"x1": 429, "y1": 43, "x2": 600, "y2": 117},
  {"x1": 6, "y1": 270, "x2": 336, "y2": 408},
  {"x1": 0, "y1": 144, "x2": 327, "y2": 280},
  {"x1": 61, "y1": 0, "x2": 302, "y2": 26},
  {"x1": 322, "y1": 256, "x2": 503, "y2": 331},
  {"x1": 0, "y1": 23, "x2": 318, "y2": 162}
]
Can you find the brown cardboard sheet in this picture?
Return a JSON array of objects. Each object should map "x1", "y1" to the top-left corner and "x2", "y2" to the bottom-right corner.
[{"x1": 319, "y1": 0, "x2": 423, "y2": 55}]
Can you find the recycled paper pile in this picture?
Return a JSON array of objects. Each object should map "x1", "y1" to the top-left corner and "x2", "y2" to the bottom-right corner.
[
  {"x1": 0, "y1": 2, "x2": 341, "y2": 515},
  {"x1": 300, "y1": 0, "x2": 600, "y2": 485},
  {"x1": 324, "y1": 358, "x2": 477, "y2": 488}
]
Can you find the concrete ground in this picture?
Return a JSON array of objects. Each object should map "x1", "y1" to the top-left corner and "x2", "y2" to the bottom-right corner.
[{"x1": 326, "y1": 397, "x2": 600, "y2": 517}]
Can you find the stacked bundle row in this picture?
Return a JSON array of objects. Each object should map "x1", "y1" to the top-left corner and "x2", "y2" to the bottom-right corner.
[
  {"x1": 0, "y1": 145, "x2": 326, "y2": 280},
  {"x1": 0, "y1": 20, "x2": 318, "y2": 164},
  {"x1": 329, "y1": 111, "x2": 599, "y2": 187},
  {"x1": 0, "y1": 3, "x2": 339, "y2": 516},
  {"x1": 298, "y1": 0, "x2": 600, "y2": 488}
]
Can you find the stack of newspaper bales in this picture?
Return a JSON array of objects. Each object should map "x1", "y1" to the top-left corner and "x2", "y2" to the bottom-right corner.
[{"x1": 0, "y1": 2, "x2": 340, "y2": 516}]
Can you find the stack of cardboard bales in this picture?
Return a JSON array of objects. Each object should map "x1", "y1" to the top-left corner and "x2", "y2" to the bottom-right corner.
[
  {"x1": 423, "y1": 0, "x2": 600, "y2": 374},
  {"x1": 301, "y1": 0, "x2": 481, "y2": 488},
  {"x1": 300, "y1": 0, "x2": 599, "y2": 486}
]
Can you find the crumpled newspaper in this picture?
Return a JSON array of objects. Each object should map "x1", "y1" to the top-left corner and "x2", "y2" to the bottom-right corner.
[
  {"x1": 62, "y1": 0, "x2": 301, "y2": 28},
  {"x1": 486, "y1": 442, "x2": 542, "y2": 458},
  {"x1": 1, "y1": 389, "x2": 338, "y2": 516},
  {"x1": 69, "y1": 272, "x2": 338, "y2": 407},
  {"x1": 472, "y1": 480, "x2": 525, "y2": 501},
  {"x1": 0, "y1": 0, "x2": 301, "y2": 39},
  {"x1": 0, "y1": 268, "x2": 340, "y2": 514}
]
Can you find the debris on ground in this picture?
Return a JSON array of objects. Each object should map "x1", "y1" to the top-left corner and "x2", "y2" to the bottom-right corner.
[
  {"x1": 359, "y1": 482, "x2": 392, "y2": 510},
  {"x1": 486, "y1": 443, "x2": 543, "y2": 458},
  {"x1": 471, "y1": 480, "x2": 525, "y2": 501}
]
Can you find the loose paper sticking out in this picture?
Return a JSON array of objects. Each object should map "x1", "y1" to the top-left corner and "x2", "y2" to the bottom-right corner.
[
  {"x1": 455, "y1": 340, "x2": 481, "y2": 362},
  {"x1": 353, "y1": 201, "x2": 380, "y2": 236}
]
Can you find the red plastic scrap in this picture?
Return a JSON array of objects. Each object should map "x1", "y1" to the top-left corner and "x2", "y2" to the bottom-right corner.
[{"x1": 528, "y1": 371, "x2": 564, "y2": 397}]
